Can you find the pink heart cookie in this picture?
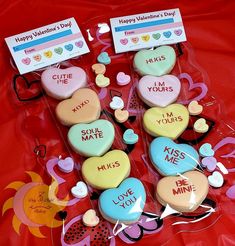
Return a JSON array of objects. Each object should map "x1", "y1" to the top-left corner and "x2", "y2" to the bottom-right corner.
[
  {"x1": 116, "y1": 72, "x2": 131, "y2": 86},
  {"x1": 137, "y1": 75, "x2": 181, "y2": 107},
  {"x1": 58, "y1": 157, "x2": 74, "y2": 173},
  {"x1": 41, "y1": 67, "x2": 87, "y2": 100}
]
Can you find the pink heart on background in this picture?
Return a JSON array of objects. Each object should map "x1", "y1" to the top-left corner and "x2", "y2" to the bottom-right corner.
[
  {"x1": 177, "y1": 73, "x2": 208, "y2": 105},
  {"x1": 174, "y1": 29, "x2": 183, "y2": 36},
  {"x1": 75, "y1": 40, "x2": 84, "y2": 48},
  {"x1": 120, "y1": 38, "x2": 128, "y2": 45},
  {"x1": 22, "y1": 57, "x2": 31, "y2": 65}
]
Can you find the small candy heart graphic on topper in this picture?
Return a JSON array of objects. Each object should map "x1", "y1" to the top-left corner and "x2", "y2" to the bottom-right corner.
[
  {"x1": 54, "y1": 47, "x2": 63, "y2": 55},
  {"x1": 64, "y1": 44, "x2": 73, "y2": 51},
  {"x1": 33, "y1": 54, "x2": 41, "y2": 62},
  {"x1": 75, "y1": 40, "x2": 84, "y2": 48},
  {"x1": 120, "y1": 38, "x2": 128, "y2": 45},
  {"x1": 44, "y1": 51, "x2": 52, "y2": 58},
  {"x1": 22, "y1": 57, "x2": 31, "y2": 65}
]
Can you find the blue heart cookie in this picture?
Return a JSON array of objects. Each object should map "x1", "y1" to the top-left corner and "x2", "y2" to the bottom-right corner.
[
  {"x1": 97, "y1": 52, "x2": 111, "y2": 65},
  {"x1": 123, "y1": 129, "x2": 138, "y2": 145},
  {"x1": 149, "y1": 137, "x2": 199, "y2": 176},
  {"x1": 99, "y1": 177, "x2": 146, "y2": 224}
]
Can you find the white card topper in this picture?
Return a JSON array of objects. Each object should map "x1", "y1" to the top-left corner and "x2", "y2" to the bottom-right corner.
[
  {"x1": 5, "y1": 18, "x2": 90, "y2": 74},
  {"x1": 110, "y1": 8, "x2": 187, "y2": 53}
]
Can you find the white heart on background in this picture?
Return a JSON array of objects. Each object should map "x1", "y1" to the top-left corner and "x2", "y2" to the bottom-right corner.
[
  {"x1": 71, "y1": 181, "x2": 88, "y2": 198},
  {"x1": 110, "y1": 96, "x2": 124, "y2": 110},
  {"x1": 208, "y1": 171, "x2": 224, "y2": 188}
]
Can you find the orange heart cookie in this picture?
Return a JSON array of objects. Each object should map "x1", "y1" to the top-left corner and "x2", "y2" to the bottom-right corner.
[
  {"x1": 156, "y1": 171, "x2": 209, "y2": 212},
  {"x1": 55, "y1": 88, "x2": 101, "y2": 126},
  {"x1": 114, "y1": 109, "x2": 129, "y2": 123}
]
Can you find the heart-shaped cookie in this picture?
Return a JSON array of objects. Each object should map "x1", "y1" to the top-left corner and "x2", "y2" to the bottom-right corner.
[
  {"x1": 41, "y1": 67, "x2": 87, "y2": 100},
  {"x1": 71, "y1": 181, "x2": 88, "y2": 198},
  {"x1": 199, "y1": 143, "x2": 214, "y2": 157},
  {"x1": 55, "y1": 88, "x2": 101, "y2": 126},
  {"x1": 97, "y1": 52, "x2": 111, "y2": 65},
  {"x1": 116, "y1": 72, "x2": 131, "y2": 86},
  {"x1": 95, "y1": 74, "x2": 110, "y2": 87},
  {"x1": 114, "y1": 109, "x2": 129, "y2": 123},
  {"x1": 82, "y1": 150, "x2": 130, "y2": 190},
  {"x1": 123, "y1": 129, "x2": 138, "y2": 145},
  {"x1": 58, "y1": 157, "x2": 74, "y2": 173},
  {"x1": 156, "y1": 171, "x2": 209, "y2": 212},
  {"x1": 149, "y1": 137, "x2": 199, "y2": 176},
  {"x1": 68, "y1": 119, "x2": 115, "y2": 157},
  {"x1": 92, "y1": 63, "x2": 106, "y2": 75},
  {"x1": 134, "y1": 46, "x2": 176, "y2": 76},
  {"x1": 143, "y1": 104, "x2": 189, "y2": 139},
  {"x1": 99, "y1": 177, "x2": 146, "y2": 224},
  {"x1": 193, "y1": 118, "x2": 209, "y2": 133},
  {"x1": 82, "y1": 209, "x2": 99, "y2": 227},
  {"x1": 138, "y1": 75, "x2": 181, "y2": 107},
  {"x1": 110, "y1": 96, "x2": 124, "y2": 110},
  {"x1": 208, "y1": 171, "x2": 224, "y2": 188},
  {"x1": 188, "y1": 100, "x2": 203, "y2": 115}
]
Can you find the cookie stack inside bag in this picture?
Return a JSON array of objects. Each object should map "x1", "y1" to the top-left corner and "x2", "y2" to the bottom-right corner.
[
  {"x1": 41, "y1": 65, "x2": 147, "y2": 225},
  {"x1": 133, "y1": 45, "x2": 209, "y2": 213}
]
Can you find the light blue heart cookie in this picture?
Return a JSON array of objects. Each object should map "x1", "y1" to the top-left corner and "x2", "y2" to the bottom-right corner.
[
  {"x1": 68, "y1": 119, "x2": 115, "y2": 157},
  {"x1": 149, "y1": 137, "x2": 199, "y2": 176},
  {"x1": 99, "y1": 177, "x2": 146, "y2": 224},
  {"x1": 199, "y1": 143, "x2": 214, "y2": 157},
  {"x1": 123, "y1": 129, "x2": 138, "y2": 145},
  {"x1": 133, "y1": 45, "x2": 176, "y2": 76},
  {"x1": 97, "y1": 52, "x2": 111, "y2": 65}
]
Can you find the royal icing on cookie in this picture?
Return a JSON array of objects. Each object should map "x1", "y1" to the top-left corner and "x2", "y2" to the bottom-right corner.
[
  {"x1": 99, "y1": 177, "x2": 146, "y2": 224},
  {"x1": 133, "y1": 46, "x2": 176, "y2": 76},
  {"x1": 68, "y1": 119, "x2": 115, "y2": 157},
  {"x1": 81, "y1": 150, "x2": 130, "y2": 190},
  {"x1": 156, "y1": 171, "x2": 209, "y2": 212},
  {"x1": 55, "y1": 88, "x2": 101, "y2": 126},
  {"x1": 138, "y1": 75, "x2": 181, "y2": 107},
  {"x1": 143, "y1": 104, "x2": 189, "y2": 139},
  {"x1": 41, "y1": 67, "x2": 87, "y2": 100},
  {"x1": 149, "y1": 137, "x2": 199, "y2": 176}
]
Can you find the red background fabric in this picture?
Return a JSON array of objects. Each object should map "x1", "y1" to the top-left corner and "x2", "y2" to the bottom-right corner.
[{"x1": 1, "y1": 0, "x2": 235, "y2": 245}]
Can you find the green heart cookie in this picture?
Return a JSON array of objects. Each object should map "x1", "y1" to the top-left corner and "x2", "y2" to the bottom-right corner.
[
  {"x1": 133, "y1": 45, "x2": 176, "y2": 76},
  {"x1": 68, "y1": 119, "x2": 115, "y2": 157}
]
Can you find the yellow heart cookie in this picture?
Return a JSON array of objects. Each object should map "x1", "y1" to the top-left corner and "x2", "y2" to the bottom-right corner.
[
  {"x1": 95, "y1": 74, "x2": 110, "y2": 88},
  {"x1": 193, "y1": 118, "x2": 209, "y2": 133},
  {"x1": 82, "y1": 150, "x2": 130, "y2": 190},
  {"x1": 55, "y1": 88, "x2": 101, "y2": 126},
  {"x1": 143, "y1": 104, "x2": 189, "y2": 139}
]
